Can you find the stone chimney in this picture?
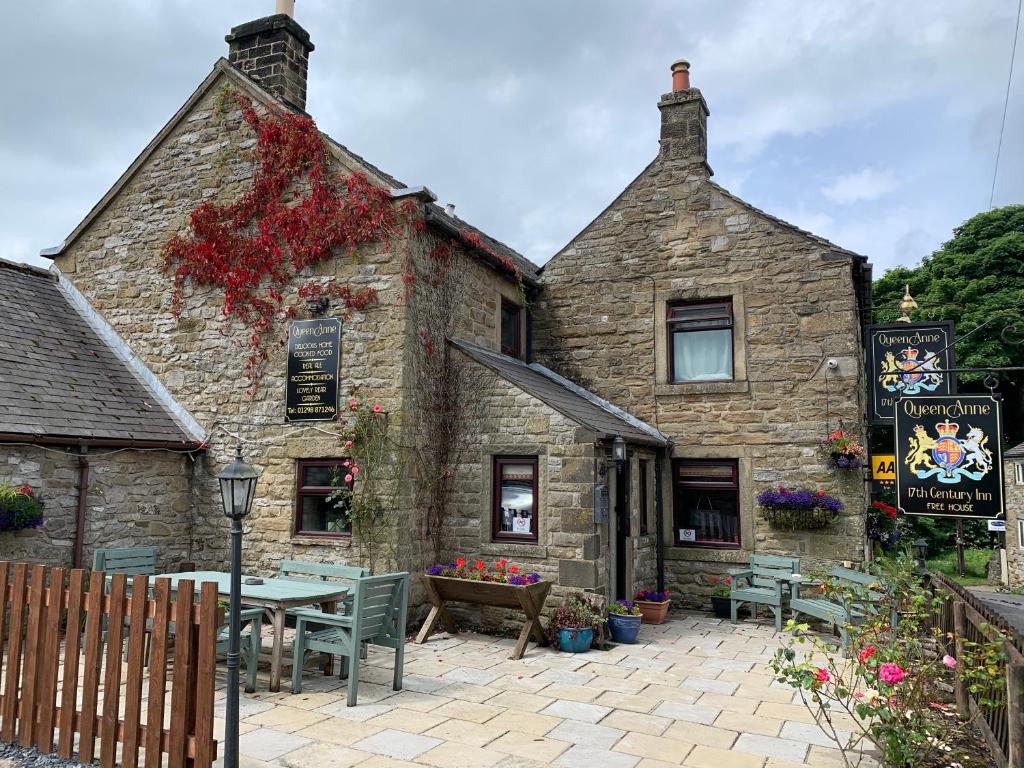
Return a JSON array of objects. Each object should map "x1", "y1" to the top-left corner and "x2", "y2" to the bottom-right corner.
[
  {"x1": 658, "y1": 59, "x2": 711, "y2": 174},
  {"x1": 226, "y1": 2, "x2": 314, "y2": 112}
]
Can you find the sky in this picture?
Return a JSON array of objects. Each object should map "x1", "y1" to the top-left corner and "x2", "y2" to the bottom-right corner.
[{"x1": 1, "y1": 1, "x2": 1021, "y2": 276}]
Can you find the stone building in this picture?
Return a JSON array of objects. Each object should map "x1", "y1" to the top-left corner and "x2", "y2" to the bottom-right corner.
[
  {"x1": 1005, "y1": 442, "x2": 1024, "y2": 586},
  {"x1": 3, "y1": 8, "x2": 871, "y2": 611}
]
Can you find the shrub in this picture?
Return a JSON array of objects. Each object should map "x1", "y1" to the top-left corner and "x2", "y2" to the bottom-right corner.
[
  {"x1": 546, "y1": 594, "x2": 605, "y2": 648},
  {"x1": 608, "y1": 599, "x2": 641, "y2": 616}
]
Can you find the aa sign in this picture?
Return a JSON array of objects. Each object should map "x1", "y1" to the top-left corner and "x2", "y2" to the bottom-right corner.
[
  {"x1": 872, "y1": 455, "x2": 896, "y2": 481},
  {"x1": 894, "y1": 394, "x2": 1005, "y2": 519}
]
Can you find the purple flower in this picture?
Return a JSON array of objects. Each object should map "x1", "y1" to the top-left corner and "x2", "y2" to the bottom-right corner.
[
  {"x1": 527, "y1": 572, "x2": 541, "y2": 584},
  {"x1": 509, "y1": 575, "x2": 526, "y2": 585},
  {"x1": 427, "y1": 564, "x2": 444, "y2": 576},
  {"x1": 756, "y1": 487, "x2": 844, "y2": 513}
]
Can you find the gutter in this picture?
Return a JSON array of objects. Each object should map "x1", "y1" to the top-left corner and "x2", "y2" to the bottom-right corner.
[{"x1": 0, "y1": 434, "x2": 206, "y2": 451}]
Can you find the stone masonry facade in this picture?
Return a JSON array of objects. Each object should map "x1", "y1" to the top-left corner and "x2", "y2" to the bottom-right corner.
[
  {"x1": 534, "y1": 73, "x2": 869, "y2": 606},
  {"x1": 1005, "y1": 457, "x2": 1024, "y2": 586}
]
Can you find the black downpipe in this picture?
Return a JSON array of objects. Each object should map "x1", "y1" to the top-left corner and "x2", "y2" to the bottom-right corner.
[{"x1": 655, "y1": 450, "x2": 666, "y2": 593}]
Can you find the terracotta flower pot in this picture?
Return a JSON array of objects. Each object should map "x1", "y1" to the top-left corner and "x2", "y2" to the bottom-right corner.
[{"x1": 635, "y1": 599, "x2": 670, "y2": 625}]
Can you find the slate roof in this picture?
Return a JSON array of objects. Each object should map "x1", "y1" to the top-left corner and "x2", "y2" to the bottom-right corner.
[
  {"x1": 1006, "y1": 441, "x2": 1024, "y2": 459},
  {"x1": 451, "y1": 339, "x2": 670, "y2": 447},
  {"x1": 0, "y1": 259, "x2": 195, "y2": 444}
]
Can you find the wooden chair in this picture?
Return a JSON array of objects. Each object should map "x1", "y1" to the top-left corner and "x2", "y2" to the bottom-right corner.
[
  {"x1": 279, "y1": 560, "x2": 368, "y2": 618},
  {"x1": 92, "y1": 546, "x2": 158, "y2": 575},
  {"x1": 216, "y1": 607, "x2": 264, "y2": 692},
  {"x1": 291, "y1": 572, "x2": 409, "y2": 704},
  {"x1": 729, "y1": 554, "x2": 800, "y2": 631},
  {"x1": 790, "y1": 566, "x2": 895, "y2": 654}
]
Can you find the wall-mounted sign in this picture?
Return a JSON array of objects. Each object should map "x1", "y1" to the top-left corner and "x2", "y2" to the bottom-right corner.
[
  {"x1": 871, "y1": 454, "x2": 896, "y2": 482},
  {"x1": 987, "y1": 519, "x2": 1006, "y2": 533},
  {"x1": 895, "y1": 394, "x2": 1004, "y2": 519},
  {"x1": 285, "y1": 318, "x2": 341, "y2": 422},
  {"x1": 865, "y1": 322, "x2": 956, "y2": 424}
]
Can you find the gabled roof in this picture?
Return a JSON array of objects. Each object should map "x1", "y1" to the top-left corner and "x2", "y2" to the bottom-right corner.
[
  {"x1": 451, "y1": 339, "x2": 670, "y2": 447},
  {"x1": 1006, "y1": 441, "x2": 1024, "y2": 459},
  {"x1": 40, "y1": 59, "x2": 540, "y2": 281},
  {"x1": 0, "y1": 259, "x2": 198, "y2": 446}
]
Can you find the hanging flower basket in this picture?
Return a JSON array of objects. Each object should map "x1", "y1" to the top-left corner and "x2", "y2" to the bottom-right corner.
[
  {"x1": 818, "y1": 430, "x2": 866, "y2": 471},
  {"x1": 757, "y1": 487, "x2": 843, "y2": 530},
  {"x1": 0, "y1": 484, "x2": 45, "y2": 533}
]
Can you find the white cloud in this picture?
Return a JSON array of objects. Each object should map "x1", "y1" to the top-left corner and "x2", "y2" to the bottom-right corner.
[{"x1": 822, "y1": 168, "x2": 899, "y2": 204}]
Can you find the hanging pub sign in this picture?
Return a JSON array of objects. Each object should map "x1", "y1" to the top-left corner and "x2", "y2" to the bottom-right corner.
[
  {"x1": 865, "y1": 321, "x2": 955, "y2": 424},
  {"x1": 894, "y1": 393, "x2": 1004, "y2": 519},
  {"x1": 285, "y1": 318, "x2": 341, "y2": 422}
]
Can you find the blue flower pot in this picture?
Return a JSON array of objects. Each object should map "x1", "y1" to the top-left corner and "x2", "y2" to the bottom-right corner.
[
  {"x1": 607, "y1": 613, "x2": 642, "y2": 644},
  {"x1": 558, "y1": 627, "x2": 593, "y2": 653}
]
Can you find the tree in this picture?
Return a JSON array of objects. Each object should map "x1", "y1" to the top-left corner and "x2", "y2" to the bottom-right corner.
[{"x1": 873, "y1": 204, "x2": 1024, "y2": 445}]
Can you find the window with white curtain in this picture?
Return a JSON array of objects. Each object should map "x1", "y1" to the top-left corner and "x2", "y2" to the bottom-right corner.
[
  {"x1": 1016, "y1": 462, "x2": 1024, "y2": 485},
  {"x1": 668, "y1": 300, "x2": 734, "y2": 382}
]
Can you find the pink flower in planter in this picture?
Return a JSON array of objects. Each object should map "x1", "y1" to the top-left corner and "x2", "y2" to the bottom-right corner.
[
  {"x1": 815, "y1": 668, "x2": 830, "y2": 683},
  {"x1": 878, "y1": 663, "x2": 906, "y2": 684},
  {"x1": 942, "y1": 655, "x2": 957, "y2": 669}
]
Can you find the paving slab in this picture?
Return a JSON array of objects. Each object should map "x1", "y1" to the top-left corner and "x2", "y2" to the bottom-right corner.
[{"x1": 351, "y1": 727, "x2": 442, "y2": 760}]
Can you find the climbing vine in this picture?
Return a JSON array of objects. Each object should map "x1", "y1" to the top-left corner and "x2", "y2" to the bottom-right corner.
[{"x1": 162, "y1": 92, "x2": 413, "y2": 386}]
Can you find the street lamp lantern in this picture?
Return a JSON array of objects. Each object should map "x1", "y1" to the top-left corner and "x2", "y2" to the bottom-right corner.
[
  {"x1": 612, "y1": 436, "x2": 627, "y2": 465},
  {"x1": 217, "y1": 445, "x2": 260, "y2": 768},
  {"x1": 912, "y1": 538, "x2": 929, "y2": 575},
  {"x1": 218, "y1": 445, "x2": 260, "y2": 520}
]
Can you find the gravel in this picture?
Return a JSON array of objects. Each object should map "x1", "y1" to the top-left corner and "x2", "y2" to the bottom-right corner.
[{"x1": 0, "y1": 743, "x2": 93, "y2": 768}]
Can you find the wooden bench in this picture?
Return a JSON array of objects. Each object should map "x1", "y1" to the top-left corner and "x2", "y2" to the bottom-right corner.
[
  {"x1": 790, "y1": 566, "x2": 893, "y2": 653},
  {"x1": 279, "y1": 560, "x2": 368, "y2": 615},
  {"x1": 729, "y1": 554, "x2": 800, "y2": 631}
]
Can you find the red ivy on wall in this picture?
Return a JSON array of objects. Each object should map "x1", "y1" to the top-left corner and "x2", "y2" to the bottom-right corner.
[{"x1": 162, "y1": 93, "x2": 412, "y2": 385}]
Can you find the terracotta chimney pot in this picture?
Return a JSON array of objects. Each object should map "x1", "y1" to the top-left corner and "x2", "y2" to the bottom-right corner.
[{"x1": 671, "y1": 59, "x2": 691, "y2": 91}]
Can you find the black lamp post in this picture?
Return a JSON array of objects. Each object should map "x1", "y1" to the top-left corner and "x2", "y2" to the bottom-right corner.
[
  {"x1": 912, "y1": 538, "x2": 929, "y2": 576},
  {"x1": 217, "y1": 446, "x2": 260, "y2": 768}
]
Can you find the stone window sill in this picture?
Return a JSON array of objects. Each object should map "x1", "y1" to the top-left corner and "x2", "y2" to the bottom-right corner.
[
  {"x1": 480, "y1": 541, "x2": 547, "y2": 559},
  {"x1": 655, "y1": 380, "x2": 750, "y2": 396},
  {"x1": 665, "y1": 546, "x2": 751, "y2": 563},
  {"x1": 290, "y1": 534, "x2": 352, "y2": 547}
]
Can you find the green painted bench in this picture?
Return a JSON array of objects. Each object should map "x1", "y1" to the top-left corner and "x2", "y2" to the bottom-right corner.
[
  {"x1": 92, "y1": 546, "x2": 158, "y2": 575},
  {"x1": 729, "y1": 554, "x2": 800, "y2": 631},
  {"x1": 790, "y1": 566, "x2": 894, "y2": 653},
  {"x1": 292, "y1": 572, "x2": 409, "y2": 705}
]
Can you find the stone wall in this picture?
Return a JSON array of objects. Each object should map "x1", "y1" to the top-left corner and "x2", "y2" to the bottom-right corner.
[
  {"x1": 1, "y1": 444, "x2": 195, "y2": 571},
  {"x1": 1005, "y1": 459, "x2": 1024, "y2": 586},
  {"x1": 535, "y1": 144, "x2": 868, "y2": 607}
]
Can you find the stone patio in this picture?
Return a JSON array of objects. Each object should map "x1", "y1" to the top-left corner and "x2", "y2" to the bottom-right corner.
[{"x1": 213, "y1": 613, "x2": 877, "y2": 768}]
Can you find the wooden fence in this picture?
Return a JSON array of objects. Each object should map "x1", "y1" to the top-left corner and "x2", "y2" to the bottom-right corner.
[
  {"x1": 0, "y1": 562, "x2": 222, "y2": 768},
  {"x1": 931, "y1": 572, "x2": 1024, "y2": 768}
]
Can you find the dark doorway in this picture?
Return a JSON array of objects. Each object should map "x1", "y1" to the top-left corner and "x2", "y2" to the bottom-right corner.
[{"x1": 614, "y1": 456, "x2": 630, "y2": 599}]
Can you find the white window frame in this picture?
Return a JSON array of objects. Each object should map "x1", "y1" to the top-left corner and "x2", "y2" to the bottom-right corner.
[{"x1": 1015, "y1": 462, "x2": 1024, "y2": 485}]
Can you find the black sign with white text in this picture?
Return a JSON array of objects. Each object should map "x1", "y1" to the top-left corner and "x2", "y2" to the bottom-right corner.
[
  {"x1": 895, "y1": 394, "x2": 1004, "y2": 519},
  {"x1": 865, "y1": 321, "x2": 956, "y2": 424},
  {"x1": 285, "y1": 318, "x2": 341, "y2": 422}
]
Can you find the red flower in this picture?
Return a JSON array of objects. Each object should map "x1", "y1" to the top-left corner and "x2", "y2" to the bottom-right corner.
[
  {"x1": 475, "y1": 560, "x2": 485, "y2": 570},
  {"x1": 817, "y1": 490, "x2": 826, "y2": 497},
  {"x1": 508, "y1": 565, "x2": 519, "y2": 574},
  {"x1": 858, "y1": 645, "x2": 876, "y2": 664},
  {"x1": 17, "y1": 484, "x2": 34, "y2": 496},
  {"x1": 815, "y1": 668, "x2": 830, "y2": 683},
  {"x1": 455, "y1": 558, "x2": 466, "y2": 568},
  {"x1": 723, "y1": 577, "x2": 732, "y2": 584},
  {"x1": 372, "y1": 405, "x2": 383, "y2": 413},
  {"x1": 709, "y1": 576, "x2": 719, "y2": 584}
]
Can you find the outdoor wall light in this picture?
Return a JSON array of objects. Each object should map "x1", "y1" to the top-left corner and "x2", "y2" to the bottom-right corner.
[
  {"x1": 217, "y1": 445, "x2": 261, "y2": 768},
  {"x1": 912, "y1": 538, "x2": 929, "y2": 575},
  {"x1": 612, "y1": 436, "x2": 627, "y2": 465}
]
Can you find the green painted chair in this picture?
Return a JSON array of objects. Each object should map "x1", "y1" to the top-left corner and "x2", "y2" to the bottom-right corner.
[
  {"x1": 790, "y1": 566, "x2": 895, "y2": 654},
  {"x1": 279, "y1": 560, "x2": 369, "y2": 618},
  {"x1": 216, "y1": 607, "x2": 264, "y2": 693},
  {"x1": 729, "y1": 554, "x2": 800, "y2": 631},
  {"x1": 92, "y1": 546, "x2": 159, "y2": 575},
  {"x1": 291, "y1": 572, "x2": 409, "y2": 704}
]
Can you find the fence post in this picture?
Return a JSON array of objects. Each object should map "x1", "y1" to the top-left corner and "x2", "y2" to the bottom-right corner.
[
  {"x1": 1009, "y1": 656, "x2": 1023, "y2": 768},
  {"x1": 953, "y1": 600, "x2": 970, "y2": 716}
]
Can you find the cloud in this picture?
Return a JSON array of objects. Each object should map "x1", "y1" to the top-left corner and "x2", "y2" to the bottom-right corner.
[{"x1": 823, "y1": 168, "x2": 899, "y2": 204}]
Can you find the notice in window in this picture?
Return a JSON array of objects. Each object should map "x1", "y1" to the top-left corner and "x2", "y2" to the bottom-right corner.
[{"x1": 285, "y1": 318, "x2": 341, "y2": 422}]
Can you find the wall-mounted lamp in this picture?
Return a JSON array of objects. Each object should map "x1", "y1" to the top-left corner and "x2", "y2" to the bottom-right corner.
[{"x1": 612, "y1": 436, "x2": 626, "y2": 465}]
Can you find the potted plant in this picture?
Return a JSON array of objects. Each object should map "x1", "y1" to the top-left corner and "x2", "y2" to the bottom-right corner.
[
  {"x1": 0, "y1": 483, "x2": 44, "y2": 533},
  {"x1": 606, "y1": 599, "x2": 643, "y2": 644},
  {"x1": 756, "y1": 486, "x2": 844, "y2": 530},
  {"x1": 634, "y1": 589, "x2": 671, "y2": 624},
  {"x1": 708, "y1": 576, "x2": 732, "y2": 618},
  {"x1": 546, "y1": 594, "x2": 603, "y2": 653},
  {"x1": 818, "y1": 430, "x2": 866, "y2": 472}
]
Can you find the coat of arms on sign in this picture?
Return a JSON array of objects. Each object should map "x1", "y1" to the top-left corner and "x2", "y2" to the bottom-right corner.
[
  {"x1": 879, "y1": 346, "x2": 943, "y2": 395},
  {"x1": 904, "y1": 419, "x2": 994, "y2": 484}
]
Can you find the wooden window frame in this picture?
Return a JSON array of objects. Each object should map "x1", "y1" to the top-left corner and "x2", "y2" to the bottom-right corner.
[
  {"x1": 672, "y1": 458, "x2": 740, "y2": 549},
  {"x1": 492, "y1": 455, "x2": 539, "y2": 543},
  {"x1": 667, "y1": 299, "x2": 734, "y2": 383},
  {"x1": 639, "y1": 459, "x2": 650, "y2": 536},
  {"x1": 501, "y1": 298, "x2": 523, "y2": 358},
  {"x1": 294, "y1": 458, "x2": 352, "y2": 538}
]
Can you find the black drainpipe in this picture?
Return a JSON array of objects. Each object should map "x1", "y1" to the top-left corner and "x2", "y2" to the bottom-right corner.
[
  {"x1": 73, "y1": 444, "x2": 90, "y2": 569},
  {"x1": 655, "y1": 449, "x2": 666, "y2": 593}
]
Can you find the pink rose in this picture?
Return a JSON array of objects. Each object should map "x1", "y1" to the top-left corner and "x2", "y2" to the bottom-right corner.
[
  {"x1": 878, "y1": 663, "x2": 906, "y2": 684},
  {"x1": 372, "y1": 405, "x2": 383, "y2": 413},
  {"x1": 344, "y1": 474, "x2": 353, "y2": 483},
  {"x1": 815, "y1": 668, "x2": 830, "y2": 683},
  {"x1": 942, "y1": 655, "x2": 957, "y2": 669},
  {"x1": 344, "y1": 440, "x2": 353, "y2": 448},
  {"x1": 351, "y1": 466, "x2": 360, "y2": 474}
]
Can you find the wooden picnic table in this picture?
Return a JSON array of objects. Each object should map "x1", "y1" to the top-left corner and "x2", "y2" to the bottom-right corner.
[{"x1": 154, "y1": 571, "x2": 349, "y2": 692}]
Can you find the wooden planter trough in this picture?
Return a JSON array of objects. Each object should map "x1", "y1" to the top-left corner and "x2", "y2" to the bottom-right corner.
[{"x1": 415, "y1": 575, "x2": 552, "y2": 660}]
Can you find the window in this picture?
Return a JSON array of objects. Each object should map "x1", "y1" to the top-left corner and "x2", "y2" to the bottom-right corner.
[
  {"x1": 668, "y1": 300, "x2": 733, "y2": 382},
  {"x1": 1016, "y1": 463, "x2": 1024, "y2": 485},
  {"x1": 493, "y1": 456, "x2": 538, "y2": 542},
  {"x1": 639, "y1": 460, "x2": 650, "y2": 536},
  {"x1": 294, "y1": 459, "x2": 352, "y2": 536},
  {"x1": 501, "y1": 299, "x2": 522, "y2": 358},
  {"x1": 673, "y1": 459, "x2": 740, "y2": 548}
]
